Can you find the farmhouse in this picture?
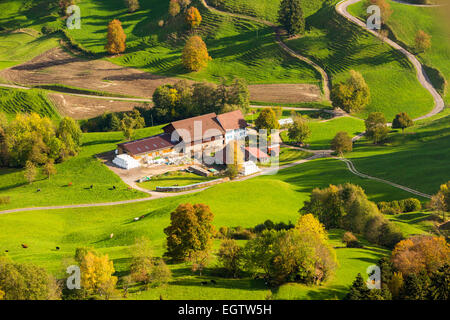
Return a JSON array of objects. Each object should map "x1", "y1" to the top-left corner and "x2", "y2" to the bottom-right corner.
[{"x1": 116, "y1": 110, "x2": 248, "y2": 168}]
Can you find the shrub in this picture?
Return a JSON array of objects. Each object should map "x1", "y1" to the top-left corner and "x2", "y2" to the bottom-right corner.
[
  {"x1": 0, "y1": 196, "x2": 10, "y2": 205},
  {"x1": 217, "y1": 239, "x2": 243, "y2": 278},
  {"x1": 400, "y1": 198, "x2": 422, "y2": 212}
]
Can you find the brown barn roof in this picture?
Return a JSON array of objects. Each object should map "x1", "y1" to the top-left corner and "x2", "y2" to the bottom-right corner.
[
  {"x1": 163, "y1": 113, "x2": 225, "y2": 143},
  {"x1": 118, "y1": 133, "x2": 175, "y2": 155},
  {"x1": 216, "y1": 110, "x2": 248, "y2": 131}
]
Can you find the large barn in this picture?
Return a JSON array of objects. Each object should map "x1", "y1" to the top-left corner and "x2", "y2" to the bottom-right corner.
[{"x1": 116, "y1": 110, "x2": 248, "y2": 165}]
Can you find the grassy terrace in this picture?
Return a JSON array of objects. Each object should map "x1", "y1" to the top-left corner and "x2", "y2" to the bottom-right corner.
[
  {"x1": 67, "y1": 0, "x2": 321, "y2": 85},
  {"x1": 0, "y1": 87, "x2": 60, "y2": 121},
  {"x1": 283, "y1": 0, "x2": 433, "y2": 120},
  {"x1": 348, "y1": 0, "x2": 450, "y2": 104},
  {"x1": 0, "y1": 0, "x2": 60, "y2": 70}
]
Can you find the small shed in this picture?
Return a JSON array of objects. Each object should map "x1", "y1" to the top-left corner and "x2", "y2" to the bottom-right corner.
[{"x1": 113, "y1": 154, "x2": 141, "y2": 170}]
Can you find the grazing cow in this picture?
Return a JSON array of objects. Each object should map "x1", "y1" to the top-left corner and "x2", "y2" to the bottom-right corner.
[
  {"x1": 37, "y1": 188, "x2": 41, "y2": 192},
  {"x1": 210, "y1": 280, "x2": 217, "y2": 285},
  {"x1": 90, "y1": 185, "x2": 93, "y2": 189},
  {"x1": 5, "y1": 250, "x2": 8, "y2": 253},
  {"x1": 21, "y1": 244, "x2": 28, "y2": 249},
  {"x1": 112, "y1": 186, "x2": 116, "y2": 190},
  {"x1": 110, "y1": 233, "x2": 114, "y2": 239},
  {"x1": 134, "y1": 217, "x2": 140, "y2": 221},
  {"x1": 140, "y1": 215, "x2": 145, "y2": 219},
  {"x1": 201, "y1": 281, "x2": 208, "y2": 286},
  {"x1": 56, "y1": 247, "x2": 60, "y2": 250}
]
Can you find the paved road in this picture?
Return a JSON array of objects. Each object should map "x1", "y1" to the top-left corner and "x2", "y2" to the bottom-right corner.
[
  {"x1": 336, "y1": 0, "x2": 445, "y2": 121},
  {"x1": 199, "y1": 0, "x2": 331, "y2": 101}
]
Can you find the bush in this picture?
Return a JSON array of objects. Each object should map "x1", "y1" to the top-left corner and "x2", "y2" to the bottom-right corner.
[
  {"x1": 400, "y1": 198, "x2": 422, "y2": 212},
  {"x1": 0, "y1": 196, "x2": 10, "y2": 205},
  {"x1": 378, "y1": 198, "x2": 422, "y2": 214}
]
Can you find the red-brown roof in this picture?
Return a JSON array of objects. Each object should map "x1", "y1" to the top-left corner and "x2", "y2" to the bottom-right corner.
[
  {"x1": 118, "y1": 133, "x2": 175, "y2": 155},
  {"x1": 163, "y1": 113, "x2": 225, "y2": 143},
  {"x1": 216, "y1": 109, "x2": 248, "y2": 131}
]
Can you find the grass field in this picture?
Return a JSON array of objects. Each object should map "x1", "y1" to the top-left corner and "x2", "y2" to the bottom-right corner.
[
  {"x1": 0, "y1": 87, "x2": 60, "y2": 120},
  {"x1": 348, "y1": 0, "x2": 450, "y2": 104},
  {"x1": 283, "y1": 0, "x2": 434, "y2": 120},
  {"x1": 0, "y1": 156, "x2": 422, "y2": 299},
  {"x1": 0, "y1": 125, "x2": 167, "y2": 210},
  {"x1": 207, "y1": 0, "x2": 328, "y2": 23},
  {"x1": 66, "y1": 0, "x2": 321, "y2": 86},
  {"x1": 0, "y1": 0, "x2": 61, "y2": 70},
  {"x1": 349, "y1": 108, "x2": 450, "y2": 195},
  {"x1": 137, "y1": 171, "x2": 216, "y2": 191},
  {"x1": 281, "y1": 116, "x2": 366, "y2": 150}
]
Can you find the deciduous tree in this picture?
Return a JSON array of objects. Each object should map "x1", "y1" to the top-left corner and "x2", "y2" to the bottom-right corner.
[
  {"x1": 331, "y1": 70, "x2": 370, "y2": 113},
  {"x1": 125, "y1": 0, "x2": 140, "y2": 13},
  {"x1": 169, "y1": 0, "x2": 181, "y2": 17},
  {"x1": 217, "y1": 239, "x2": 243, "y2": 278},
  {"x1": 392, "y1": 112, "x2": 413, "y2": 133},
  {"x1": 42, "y1": 159, "x2": 57, "y2": 179},
  {"x1": 365, "y1": 112, "x2": 389, "y2": 144},
  {"x1": 185, "y1": 6, "x2": 202, "y2": 28},
  {"x1": 164, "y1": 203, "x2": 216, "y2": 262},
  {"x1": 182, "y1": 36, "x2": 211, "y2": 72},
  {"x1": 331, "y1": 131, "x2": 353, "y2": 155},
  {"x1": 24, "y1": 160, "x2": 37, "y2": 184},
  {"x1": 278, "y1": 0, "x2": 305, "y2": 36},
  {"x1": 105, "y1": 19, "x2": 127, "y2": 55},
  {"x1": 78, "y1": 250, "x2": 118, "y2": 299},
  {"x1": 287, "y1": 116, "x2": 310, "y2": 146},
  {"x1": 415, "y1": 30, "x2": 432, "y2": 52},
  {"x1": 391, "y1": 236, "x2": 450, "y2": 276},
  {"x1": 255, "y1": 108, "x2": 279, "y2": 131}
]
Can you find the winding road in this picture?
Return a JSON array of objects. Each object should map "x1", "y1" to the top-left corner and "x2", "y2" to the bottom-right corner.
[
  {"x1": 0, "y1": 0, "x2": 446, "y2": 214},
  {"x1": 336, "y1": 0, "x2": 445, "y2": 121}
]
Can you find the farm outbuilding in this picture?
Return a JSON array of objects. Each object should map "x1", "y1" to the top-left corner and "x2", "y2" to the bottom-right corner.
[{"x1": 112, "y1": 154, "x2": 141, "y2": 170}]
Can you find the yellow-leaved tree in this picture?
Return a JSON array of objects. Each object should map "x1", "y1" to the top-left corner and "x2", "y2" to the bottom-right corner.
[
  {"x1": 185, "y1": 6, "x2": 202, "y2": 28},
  {"x1": 296, "y1": 213, "x2": 327, "y2": 242},
  {"x1": 79, "y1": 251, "x2": 118, "y2": 299},
  {"x1": 181, "y1": 35, "x2": 211, "y2": 72},
  {"x1": 105, "y1": 19, "x2": 127, "y2": 55}
]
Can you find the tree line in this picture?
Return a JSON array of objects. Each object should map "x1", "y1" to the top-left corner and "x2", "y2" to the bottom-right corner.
[{"x1": 0, "y1": 112, "x2": 82, "y2": 170}]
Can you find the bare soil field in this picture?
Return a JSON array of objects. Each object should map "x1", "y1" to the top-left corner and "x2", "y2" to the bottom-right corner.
[
  {"x1": 0, "y1": 48, "x2": 181, "y2": 98},
  {"x1": 48, "y1": 93, "x2": 149, "y2": 120},
  {"x1": 0, "y1": 48, "x2": 323, "y2": 118},
  {"x1": 248, "y1": 83, "x2": 321, "y2": 103}
]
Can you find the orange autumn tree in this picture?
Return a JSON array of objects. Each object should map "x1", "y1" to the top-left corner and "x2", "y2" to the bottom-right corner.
[
  {"x1": 186, "y1": 6, "x2": 202, "y2": 28},
  {"x1": 391, "y1": 235, "x2": 450, "y2": 276},
  {"x1": 105, "y1": 19, "x2": 127, "y2": 55},
  {"x1": 181, "y1": 35, "x2": 211, "y2": 72}
]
